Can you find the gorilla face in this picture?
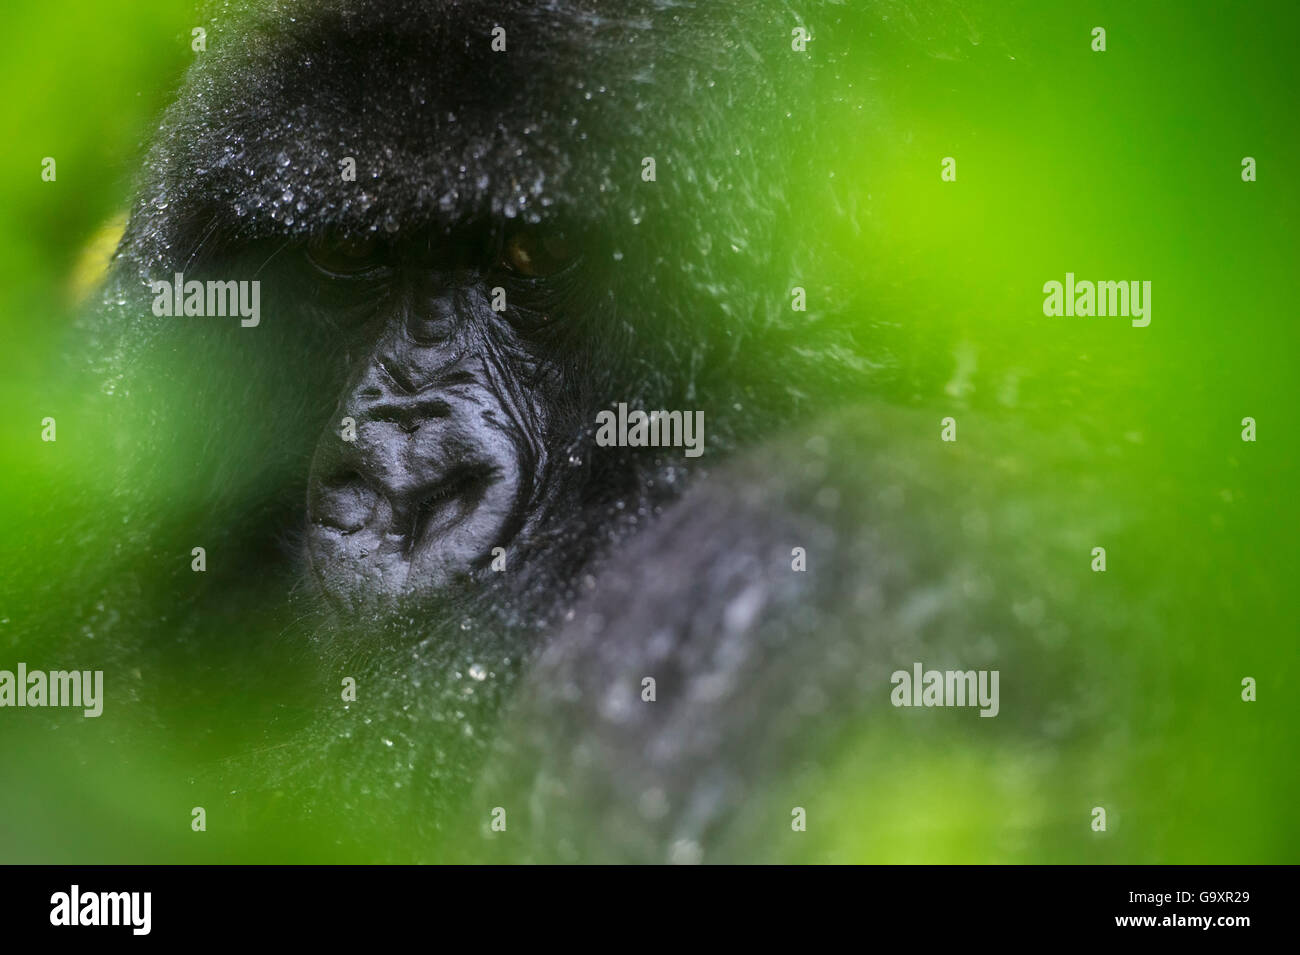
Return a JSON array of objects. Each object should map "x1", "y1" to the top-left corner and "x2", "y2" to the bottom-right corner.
[
  {"x1": 104, "y1": 0, "x2": 811, "y2": 631},
  {"x1": 98, "y1": 0, "x2": 791, "y2": 627},
  {"x1": 300, "y1": 225, "x2": 584, "y2": 610}
]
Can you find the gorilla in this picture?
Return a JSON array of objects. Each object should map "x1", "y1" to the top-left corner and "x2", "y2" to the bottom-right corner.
[
  {"x1": 54, "y1": 0, "x2": 1168, "y2": 863},
  {"x1": 99, "y1": 0, "x2": 830, "y2": 620}
]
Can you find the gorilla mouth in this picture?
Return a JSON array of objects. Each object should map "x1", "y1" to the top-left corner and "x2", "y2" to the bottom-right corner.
[
  {"x1": 306, "y1": 450, "x2": 523, "y2": 609},
  {"x1": 310, "y1": 463, "x2": 498, "y2": 546},
  {"x1": 406, "y1": 464, "x2": 496, "y2": 556}
]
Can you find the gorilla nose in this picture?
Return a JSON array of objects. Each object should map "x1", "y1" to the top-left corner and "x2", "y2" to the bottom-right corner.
[
  {"x1": 305, "y1": 409, "x2": 524, "y2": 608},
  {"x1": 309, "y1": 467, "x2": 380, "y2": 535},
  {"x1": 309, "y1": 451, "x2": 494, "y2": 551}
]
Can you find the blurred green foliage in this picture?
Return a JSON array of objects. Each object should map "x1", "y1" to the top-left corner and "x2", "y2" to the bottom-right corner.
[{"x1": 0, "y1": 1, "x2": 1296, "y2": 862}]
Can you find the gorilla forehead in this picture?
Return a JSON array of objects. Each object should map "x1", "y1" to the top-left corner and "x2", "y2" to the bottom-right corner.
[{"x1": 125, "y1": 0, "x2": 752, "y2": 260}]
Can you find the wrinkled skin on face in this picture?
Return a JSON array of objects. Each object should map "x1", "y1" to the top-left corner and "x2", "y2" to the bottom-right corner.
[{"x1": 301, "y1": 227, "x2": 582, "y2": 611}]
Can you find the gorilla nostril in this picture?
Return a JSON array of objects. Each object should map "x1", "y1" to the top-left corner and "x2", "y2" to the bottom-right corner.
[
  {"x1": 318, "y1": 467, "x2": 363, "y2": 491},
  {"x1": 311, "y1": 469, "x2": 379, "y2": 534}
]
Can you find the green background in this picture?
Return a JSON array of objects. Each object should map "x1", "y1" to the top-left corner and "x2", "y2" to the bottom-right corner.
[{"x1": 0, "y1": 1, "x2": 1296, "y2": 862}]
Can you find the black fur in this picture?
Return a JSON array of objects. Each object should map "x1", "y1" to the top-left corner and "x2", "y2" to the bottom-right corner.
[{"x1": 66, "y1": 0, "x2": 1145, "y2": 862}]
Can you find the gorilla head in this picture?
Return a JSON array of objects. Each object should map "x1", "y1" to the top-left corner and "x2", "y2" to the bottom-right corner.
[
  {"x1": 79, "y1": 0, "x2": 894, "y2": 860},
  {"x1": 97, "y1": 0, "x2": 842, "y2": 623}
]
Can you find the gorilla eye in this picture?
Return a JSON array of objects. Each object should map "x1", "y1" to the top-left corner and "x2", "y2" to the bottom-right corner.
[
  {"x1": 499, "y1": 229, "x2": 575, "y2": 278},
  {"x1": 306, "y1": 232, "x2": 388, "y2": 277}
]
